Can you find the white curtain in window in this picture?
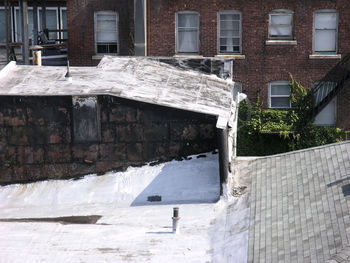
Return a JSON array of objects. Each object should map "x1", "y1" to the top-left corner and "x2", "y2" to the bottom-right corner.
[
  {"x1": 315, "y1": 97, "x2": 336, "y2": 126},
  {"x1": 270, "y1": 14, "x2": 292, "y2": 36},
  {"x1": 315, "y1": 30, "x2": 336, "y2": 52},
  {"x1": 96, "y1": 14, "x2": 117, "y2": 42},
  {"x1": 315, "y1": 12, "x2": 337, "y2": 52},
  {"x1": 177, "y1": 13, "x2": 198, "y2": 52}
]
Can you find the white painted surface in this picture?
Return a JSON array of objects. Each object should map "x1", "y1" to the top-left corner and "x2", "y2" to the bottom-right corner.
[
  {"x1": 0, "y1": 57, "x2": 234, "y2": 128},
  {"x1": 0, "y1": 153, "x2": 250, "y2": 263}
]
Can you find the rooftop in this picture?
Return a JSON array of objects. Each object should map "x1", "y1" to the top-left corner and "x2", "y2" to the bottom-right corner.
[
  {"x1": 248, "y1": 141, "x2": 350, "y2": 263},
  {"x1": 0, "y1": 56, "x2": 235, "y2": 128}
]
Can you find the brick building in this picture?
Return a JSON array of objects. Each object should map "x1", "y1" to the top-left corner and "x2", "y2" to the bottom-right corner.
[
  {"x1": 64, "y1": 0, "x2": 350, "y2": 129},
  {"x1": 144, "y1": 0, "x2": 350, "y2": 130},
  {"x1": 67, "y1": 0, "x2": 133, "y2": 66}
]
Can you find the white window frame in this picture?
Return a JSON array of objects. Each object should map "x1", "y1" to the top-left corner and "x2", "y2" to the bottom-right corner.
[
  {"x1": 175, "y1": 11, "x2": 200, "y2": 54},
  {"x1": 14, "y1": 6, "x2": 60, "y2": 42},
  {"x1": 313, "y1": 9, "x2": 338, "y2": 54},
  {"x1": 269, "y1": 81, "x2": 291, "y2": 109},
  {"x1": 94, "y1": 11, "x2": 119, "y2": 55},
  {"x1": 269, "y1": 9, "x2": 293, "y2": 40},
  {"x1": 14, "y1": 6, "x2": 34, "y2": 42},
  {"x1": 59, "y1": 7, "x2": 67, "y2": 40},
  {"x1": 218, "y1": 10, "x2": 242, "y2": 54}
]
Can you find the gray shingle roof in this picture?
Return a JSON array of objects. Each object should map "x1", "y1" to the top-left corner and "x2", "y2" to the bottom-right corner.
[{"x1": 248, "y1": 141, "x2": 350, "y2": 263}]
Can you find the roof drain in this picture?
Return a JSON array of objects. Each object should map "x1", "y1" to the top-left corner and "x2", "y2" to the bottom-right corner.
[{"x1": 172, "y1": 207, "x2": 180, "y2": 234}]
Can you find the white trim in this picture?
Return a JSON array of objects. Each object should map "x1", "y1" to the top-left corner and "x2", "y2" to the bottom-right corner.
[
  {"x1": 265, "y1": 40, "x2": 297, "y2": 45},
  {"x1": 175, "y1": 11, "x2": 200, "y2": 54},
  {"x1": 59, "y1": 7, "x2": 67, "y2": 40},
  {"x1": 215, "y1": 54, "x2": 245, "y2": 59},
  {"x1": 94, "y1": 11, "x2": 119, "y2": 55},
  {"x1": 269, "y1": 81, "x2": 291, "y2": 109},
  {"x1": 313, "y1": 9, "x2": 338, "y2": 54},
  {"x1": 268, "y1": 9, "x2": 294, "y2": 40},
  {"x1": 309, "y1": 54, "x2": 341, "y2": 59},
  {"x1": 217, "y1": 10, "x2": 242, "y2": 55}
]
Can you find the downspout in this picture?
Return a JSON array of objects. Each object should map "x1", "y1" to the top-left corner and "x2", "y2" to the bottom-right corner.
[{"x1": 218, "y1": 126, "x2": 229, "y2": 195}]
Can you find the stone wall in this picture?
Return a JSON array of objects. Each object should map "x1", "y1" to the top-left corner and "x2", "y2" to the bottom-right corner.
[{"x1": 0, "y1": 95, "x2": 218, "y2": 184}]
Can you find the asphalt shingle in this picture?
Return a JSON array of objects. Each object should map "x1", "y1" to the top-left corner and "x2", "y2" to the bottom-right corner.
[{"x1": 248, "y1": 141, "x2": 350, "y2": 263}]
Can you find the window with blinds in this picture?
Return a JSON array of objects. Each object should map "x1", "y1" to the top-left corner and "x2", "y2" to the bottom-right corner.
[{"x1": 95, "y1": 11, "x2": 118, "y2": 54}]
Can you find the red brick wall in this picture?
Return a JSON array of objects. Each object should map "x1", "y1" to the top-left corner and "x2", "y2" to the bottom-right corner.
[
  {"x1": 147, "y1": 0, "x2": 350, "y2": 129},
  {"x1": 67, "y1": 0, "x2": 133, "y2": 66},
  {"x1": 0, "y1": 96, "x2": 218, "y2": 184}
]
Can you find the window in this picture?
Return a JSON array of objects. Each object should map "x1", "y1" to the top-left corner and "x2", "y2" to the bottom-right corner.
[
  {"x1": 269, "y1": 9, "x2": 293, "y2": 39},
  {"x1": 218, "y1": 11, "x2": 242, "y2": 54},
  {"x1": 60, "y1": 7, "x2": 67, "y2": 40},
  {"x1": 269, "y1": 81, "x2": 291, "y2": 108},
  {"x1": 314, "y1": 10, "x2": 338, "y2": 53},
  {"x1": 313, "y1": 82, "x2": 337, "y2": 126},
  {"x1": 94, "y1": 11, "x2": 119, "y2": 54},
  {"x1": 176, "y1": 11, "x2": 199, "y2": 53}
]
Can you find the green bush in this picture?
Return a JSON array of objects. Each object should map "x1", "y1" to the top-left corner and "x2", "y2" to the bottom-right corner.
[{"x1": 237, "y1": 76, "x2": 344, "y2": 156}]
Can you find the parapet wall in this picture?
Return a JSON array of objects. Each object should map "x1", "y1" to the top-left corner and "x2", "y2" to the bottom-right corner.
[{"x1": 0, "y1": 95, "x2": 218, "y2": 184}]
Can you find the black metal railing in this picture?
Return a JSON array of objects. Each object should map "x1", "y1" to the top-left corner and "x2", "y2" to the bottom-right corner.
[{"x1": 301, "y1": 53, "x2": 350, "y2": 129}]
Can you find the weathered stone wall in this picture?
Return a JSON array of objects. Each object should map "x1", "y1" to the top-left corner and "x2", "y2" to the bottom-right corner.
[{"x1": 0, "y1": 95, "x2": 218, "y2": 184}]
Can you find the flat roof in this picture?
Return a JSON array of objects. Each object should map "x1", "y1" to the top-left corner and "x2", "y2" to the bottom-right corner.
[{"x1": 0, "y1": 56, "x2": 235, "y2": 128}]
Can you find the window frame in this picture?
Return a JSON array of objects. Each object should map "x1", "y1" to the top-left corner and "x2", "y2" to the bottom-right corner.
[
  {"x1": 0, "y1": 6, "x2": 14, "y2": 43},
  {"x1": 268, "y1": 9, "x2": 294, "y2": 40},
  {"x1": 60, "y1": 7, "x2": 67, "y2": 40},
  {"x1": 269, "y1": 81, "x2": 291, "y2": 109},
  {"x1": 94, "y1": 11, "x2": 119, "y2": 55},
  {"x1": 175, "y1": 10, "x2": 200, "y2": 54},
  {"x1": 313, "y1": 9, "x2": 338, "y2": 54},
  {"x1": 217, "y1": 10, "x2": 242, "y2": 54}
]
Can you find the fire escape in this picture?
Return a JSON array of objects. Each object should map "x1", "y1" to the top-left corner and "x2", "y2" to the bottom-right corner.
[{"x1": 299, "y1": 54, "x2": 350, "y2": 130}]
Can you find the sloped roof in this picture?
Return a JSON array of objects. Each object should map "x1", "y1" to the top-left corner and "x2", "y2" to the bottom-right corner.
[
  {"x1": 248, "y1": 141, "x2": 350, "y2": 262},
  {"x1": 0, "y1": 57, "x2": 235, "y2": 128}
]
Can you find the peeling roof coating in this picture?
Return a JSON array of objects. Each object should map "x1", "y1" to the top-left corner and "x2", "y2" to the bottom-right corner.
[{"x1": 0, "y1": 57, "x2": 235, "y2": 128}]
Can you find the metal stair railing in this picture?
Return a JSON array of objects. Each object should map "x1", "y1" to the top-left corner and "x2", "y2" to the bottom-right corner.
[{"x1": 304, "y1": 53, "x2": 350, "y2": 128}]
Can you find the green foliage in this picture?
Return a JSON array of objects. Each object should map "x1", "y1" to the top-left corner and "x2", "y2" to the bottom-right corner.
[{"x1": 237, "y1": 76, "x2": 344, "y2": 156}]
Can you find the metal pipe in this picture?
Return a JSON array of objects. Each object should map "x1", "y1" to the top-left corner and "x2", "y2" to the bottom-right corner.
[
  {"x1": 33, "y1": 0, "x2": 38, "y2": 45},
  {"x1": 20, "y1": 0, "x2": 30, "y2": 64},
  {"x1": 172, "y1": 207, "x2": 180, "y2": 234},
  {"x1": 218, "y1": 127, "x2": 229, "y2": 195}
]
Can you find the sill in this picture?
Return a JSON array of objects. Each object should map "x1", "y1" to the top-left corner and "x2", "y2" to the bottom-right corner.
[
  {"x1": 265, "y1": 40, "x2": 297, "y2": 45},
  {"x1": 173, "y1": 54, "x2": 203, "y2": 58},
  {"x1": 309, "y1": 54, "x2": 341, "y2": 59},
  {"x1": 215, "y1": 54, "x2": 245, "y2": 59},
  {"x1": 92, "y1": 54, "x2": 118, "y2": 60}
]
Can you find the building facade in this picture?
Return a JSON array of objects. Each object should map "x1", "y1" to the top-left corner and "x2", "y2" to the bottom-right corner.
[
  {"x1": 67, "y1": 0, "x2": 133, "y2": 66},
  {"x1": 146, "y1": 0, "x2": 350, "y2": 130}
]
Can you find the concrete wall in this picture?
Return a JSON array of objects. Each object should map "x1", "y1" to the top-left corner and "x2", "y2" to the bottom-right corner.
[
  {"x1": 146, "y1": 0, "x2": 350, "y2": 130},
  {"x1": 0, "y1": 95, "x2": 218, "y2": 184}
]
